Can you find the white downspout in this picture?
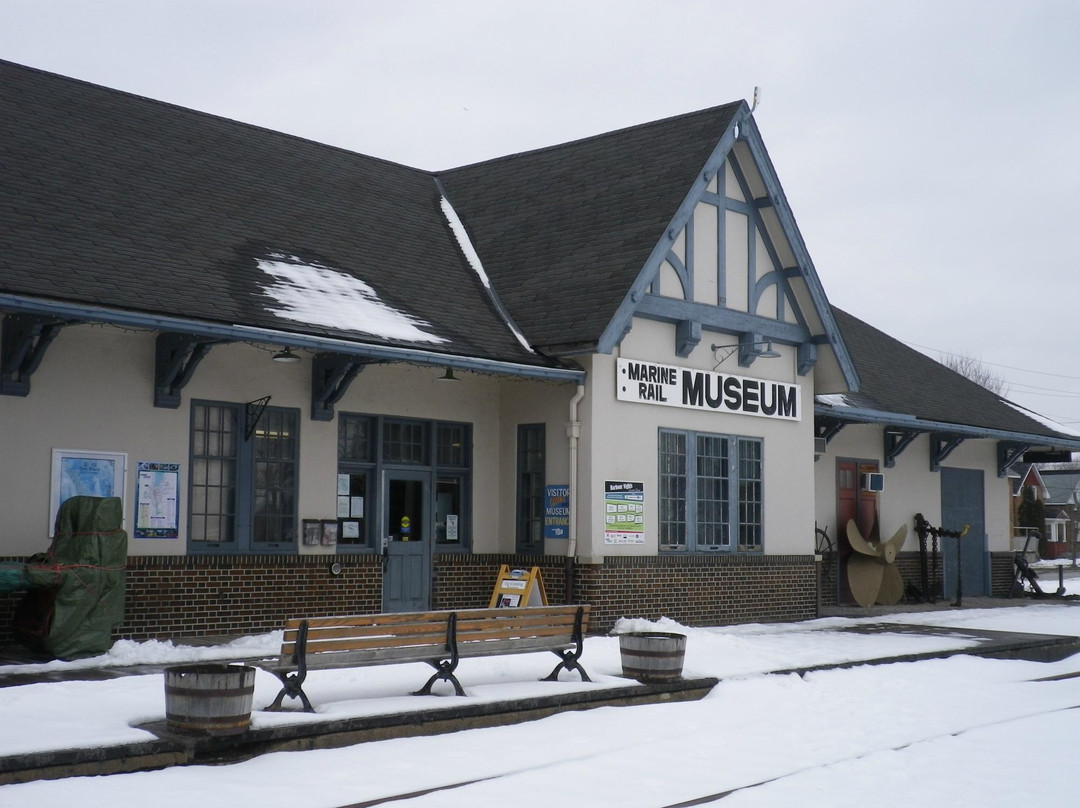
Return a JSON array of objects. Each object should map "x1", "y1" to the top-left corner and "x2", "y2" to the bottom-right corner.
[
  {"x1": 565, "y1": 383, "x2": 585, "y2": 604},
  {"x1": 567, "y1": 383, "x2": 586, "y2": 559}
]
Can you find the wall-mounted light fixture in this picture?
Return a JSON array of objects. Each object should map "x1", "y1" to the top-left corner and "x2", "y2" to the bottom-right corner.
[
  {"x1": 711, "y1": 341, "x2": 780, "y2": 371},
  {"x1": 272, "y1": 348, "x2": 301, "y2": 364},
  {"x1": 436, "y1": 367, "x2": 459, "y2": 382}
]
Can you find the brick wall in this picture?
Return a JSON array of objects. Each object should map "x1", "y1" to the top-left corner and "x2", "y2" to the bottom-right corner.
[
  {"x1": 573, "y1": 555, "x2": 818, "y2": 632},
  {"x1": 2, "y1": 552, "x2": 818, "y2": 647}
]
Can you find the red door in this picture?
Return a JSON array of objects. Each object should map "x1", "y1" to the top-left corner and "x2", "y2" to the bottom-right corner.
[{"x1": 837, "y1": 460, "x2": 879, "y2": 603}]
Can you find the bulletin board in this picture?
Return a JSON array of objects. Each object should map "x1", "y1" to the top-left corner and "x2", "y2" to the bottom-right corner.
[{"x1": 489, "y1": 565, "x2": 548, "y2": 608}]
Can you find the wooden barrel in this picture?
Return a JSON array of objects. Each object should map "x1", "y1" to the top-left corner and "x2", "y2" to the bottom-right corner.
[
  {"x1": 164, "y1": 664, "x2": 256, "y2": 735},
  {"x1": 619, "y1": 631, "x2": 686, "y2": 683}
]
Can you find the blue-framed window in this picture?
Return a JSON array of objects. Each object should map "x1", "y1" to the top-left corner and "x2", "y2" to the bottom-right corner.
[
  {"x1": 337, "y1": 413, "x2": 472, "y2": 552},
  {"x1": 659, "y1": 429, "x2": 762, "y2": 553},
  {"x1": 516, "y1": 424, "x2": 545, "y2": 553},
  {"x1": 189, "y1": 400, "x2": 299, "y2": 553}
]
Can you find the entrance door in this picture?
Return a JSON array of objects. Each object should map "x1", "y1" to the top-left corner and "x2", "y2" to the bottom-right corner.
[
  {"x1": 941, "y1": 467, "x2": 987, "y2": 597},
  {"x1": 836, "y1": 459, "x2": 879, "y2": 603},
  {"x1": 382, "y1": 469, "x2": 432, "y2": 612}
]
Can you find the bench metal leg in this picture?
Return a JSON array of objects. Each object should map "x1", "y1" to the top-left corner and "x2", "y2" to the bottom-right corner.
[
  {"x1": 412, "y1": 612, "x2": 465, "y2": 696},
  {"x1": 413, "y1": 661, "x2": 466, "y2": 696},
  {"x1": 541, "y1": 605, "x2": 591, "y2": 683},
  {"x1": 265, "y1": 670, "x2": 315, "y2": 712},
  {"x1": 264, "y1": 619, "x2": 316, "y2": 712}
]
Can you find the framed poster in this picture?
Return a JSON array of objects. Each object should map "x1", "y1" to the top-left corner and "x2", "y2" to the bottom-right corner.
[
  {"x1": 603, "y1": 480, "x2": 645, "y2": 544},
  {"x1": 50, "y1": 449, "x2": 127, "y2": 534},
  {"x1": 321, "y1": 519, "x2": 339, "y2": 546},
  {"x1": 134, "y1": 461, "x2": 180, "y2": 538},
  {"x1": 302, "y1": 519, "x2": 322, "y2": 546}
]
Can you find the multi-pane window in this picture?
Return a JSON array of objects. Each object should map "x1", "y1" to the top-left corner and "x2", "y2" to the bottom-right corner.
[
  {"x1": 190, "y1": 403, "x2": 238, "y2": 544},
  {"x1": 436, "y1": 423, "x2": 469, "y2": 546},
  {"x1": 659, "y1": 429, "x2": 763, "y2": 553},
  {"x1": 516, "y1": 424, "x2": 545, "y2": 552},
  {"x1": 383, "y1": 419, "x2": 427, "y2": 464},
  {"x1": 189, "y1": 401, "x2": 298, "y2": 552},
  {"x1": 336, "y1": 414, "x2": 471, "y2": 550}
]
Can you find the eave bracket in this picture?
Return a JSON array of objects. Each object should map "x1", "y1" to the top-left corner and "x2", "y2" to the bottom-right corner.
[
  {"x1": 312, "y1": 353, "x2": 371, "y2": 421},
  {"x1": 1, "y1": 314, "x2": 75, "y2": 397},
  {"x1": 930, "y1": 433, "x2": 965, "y2": 472},
  {"x1": 155, "y1": 333, "x2": 221, "y2": 408},
  {"x1": 997, "y1": 442, "x2": 1032, "y2": 478},
  {"x1": 884, "y1": 429, "x2": 921, "y2": 468}
]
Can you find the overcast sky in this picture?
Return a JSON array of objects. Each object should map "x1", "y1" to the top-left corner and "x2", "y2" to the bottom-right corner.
[{"x1": 4, "y1": 1, "x2": 1079, "y2": 425}]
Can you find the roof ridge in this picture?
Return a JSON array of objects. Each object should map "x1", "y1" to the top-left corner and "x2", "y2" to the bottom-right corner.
[
  {"x1": 436, "y1": 101, "x2": 746, "y2": 174},
  {"x1": 0, "y1": 58, "x2": 433, "y2": 178}
]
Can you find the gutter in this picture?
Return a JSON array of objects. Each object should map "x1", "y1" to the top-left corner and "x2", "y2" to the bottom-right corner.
[
  {"x1": 0, "y1": 294, "x2": 586, "y2": 384},
  {"x1": 814, "y1": 403, "x2": 1080, "y2": 451}
]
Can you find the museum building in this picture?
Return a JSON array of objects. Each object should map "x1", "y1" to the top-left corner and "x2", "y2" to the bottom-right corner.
[{"x1": 2, "y1": 59, "x2": 1078, "y2": 644}]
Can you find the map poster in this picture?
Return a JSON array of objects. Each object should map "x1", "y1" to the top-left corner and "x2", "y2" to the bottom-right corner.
[
  {"x1": 135, "y1": 461, "x2": 180, "y2": 538},
  {"x1": 603, "y1": 480, "x2": 645, "y2": 544}
]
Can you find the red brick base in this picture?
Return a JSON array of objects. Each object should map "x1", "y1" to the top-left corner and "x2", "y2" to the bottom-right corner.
[{"x1": 0, "y1": 552, "x2": 820, "y2": 647}]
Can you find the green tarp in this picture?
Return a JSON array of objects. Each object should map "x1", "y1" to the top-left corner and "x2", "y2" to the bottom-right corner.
[{"x1": 19, "y1": 496, "x2": 127, "y2": 660}]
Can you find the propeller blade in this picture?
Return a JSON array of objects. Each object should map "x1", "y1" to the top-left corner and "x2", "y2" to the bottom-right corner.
[
  {"x1": 847, "y1": 554, "x2": 885, "y2": 607},
  {"x1": 846, "y1": 519, "x2": 881, "y2": 558},
  {"x1": 877, "y1": 562, "x2": 905, "y2": 605},
  {"x1": 881, "y1": 524, "x2": 907, "y2": 564}
]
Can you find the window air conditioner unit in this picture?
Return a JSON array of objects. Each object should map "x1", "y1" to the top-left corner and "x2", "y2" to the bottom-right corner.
[
  {"x1": 861, "y1": 472, "x2": 884, "y2": 493},
  {"x1": 814, "y1": 437, "x2": 828, "y2": 455}
]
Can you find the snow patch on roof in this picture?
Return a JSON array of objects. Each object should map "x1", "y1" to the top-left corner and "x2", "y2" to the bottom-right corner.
[
  {"x1": 816, "y1": 393, "x2": 858, "y2": 408},
  {"x1": 257, "y1": 254, "x2": 446, "y2": 344},
  {"x1": 439, "y1": 195, "x2": 534, "y2": 353},
  {"x1": 1003, "y1": 400, "x2": 1080, "y2": 438}
]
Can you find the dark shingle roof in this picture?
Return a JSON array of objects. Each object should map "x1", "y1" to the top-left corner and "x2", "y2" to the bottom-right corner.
[
  {"x1": 0, "y1": 59, "x2": 541, "y2": 365},
  {"x1": 438, "y1": 104, "x2": 742, "y2": 353},
  {"x1": 824, "y1": 308, "x2": 1079, "y2": 444}
]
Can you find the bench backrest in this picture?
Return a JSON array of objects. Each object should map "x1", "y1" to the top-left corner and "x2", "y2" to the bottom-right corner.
[{"x1": 280, "y1": 604, "x2": 590, "y2": 661}]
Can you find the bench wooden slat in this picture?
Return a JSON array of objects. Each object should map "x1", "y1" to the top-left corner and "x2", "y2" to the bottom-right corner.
[{"x1": 265, "y1": 605, "x2": 591, "y2": 707}]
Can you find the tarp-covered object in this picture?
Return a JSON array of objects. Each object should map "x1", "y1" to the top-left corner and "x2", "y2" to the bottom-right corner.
[{"x1": 16, "y1": 496, "x2": 127, "y2": 660}]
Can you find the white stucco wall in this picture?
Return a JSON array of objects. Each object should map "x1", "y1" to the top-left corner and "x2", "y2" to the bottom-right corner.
[
  {"x1": 0, "y1": 323, "x2": 567, "y2": 558},
  {"x1": 814, "y1": 424, "x2": 1012, "y2": 552},
  {"x1": 576, "y1": 317, "x2": 816, "y2": 559}
]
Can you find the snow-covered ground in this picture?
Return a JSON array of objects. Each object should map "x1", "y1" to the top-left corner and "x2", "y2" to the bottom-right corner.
[{"x1": 3, "y1": 603, "x2": 1080, "y2": 807}]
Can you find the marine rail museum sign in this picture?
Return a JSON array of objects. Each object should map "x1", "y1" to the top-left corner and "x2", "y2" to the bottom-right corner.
[{"x1": 616, "y1": 357, "x2": 800, "y2": 421}]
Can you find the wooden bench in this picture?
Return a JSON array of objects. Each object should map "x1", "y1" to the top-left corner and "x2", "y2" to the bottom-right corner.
[{"x1": 262, "y1": 604, "x2": 591, "y2": 711}]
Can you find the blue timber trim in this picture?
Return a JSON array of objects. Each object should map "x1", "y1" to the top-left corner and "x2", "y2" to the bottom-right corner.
[
  {"x1": 0, "y1": 313, "x2": 74, "y2": 396},
  {"x1": 812, "y1": 403, "x2": 1080, "y2": 455},
  {"x1": 727, "y1": 154, "x2": 802, "y2": 326},
  {"x1": 665, "y1": 250, "x2": 691, "y2": 300},
  {"x1": 716, "y1": 164, "x2": 726, "y2": 306},
  {"x1": 154, "y1": 333, "x2": 222, "y2": 408},
  {"x1": 675, "y1": 320, "x2": 701, "y2": 358},
  {"x1": 797, "y1": 342, "x2": 818, "y2": 376},
  {"x1": 597, "y1": 104, "x2": 750, "y2": 354},
  {"x1": 0, "y1": 294, "x2": 585, "y2": 384},
  {"x1": 930, "y1": 433, "x2": 965, "y2": 472},
  {"x1": 740, "y1": 116, "x2": 859, "y2": 392},
  {"x1": 634, "y1": 294, "x2": 810, "y2": 344},
  {"x1": 997, "y1": 442, "x2": 1032, "y2": 477},
  {"x1": 884, "y1": 429, "x2": 921, "y2": 468}
]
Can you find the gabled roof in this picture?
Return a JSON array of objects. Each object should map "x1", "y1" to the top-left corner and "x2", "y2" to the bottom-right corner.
[
  {"x1": 0, "y1": 59, "x2": 558, "y2": 372},
  {"x1": 438, "y1": 106, "x2": 858, "y2": 390},
  {"x1": 438, "y1": 105, "x2": 742, "y2": 354},
  {"x1": 817, "y1": 309, "x2": 1080, "y2": 449}
]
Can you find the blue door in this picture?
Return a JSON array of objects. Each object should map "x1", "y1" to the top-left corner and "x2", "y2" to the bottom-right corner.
[
  {"x1": 382, "y1": 470, "x2": 432, "y2": 612},
  {"x1": 941, "y1": 467, "x2": 987, "y2": 598}
]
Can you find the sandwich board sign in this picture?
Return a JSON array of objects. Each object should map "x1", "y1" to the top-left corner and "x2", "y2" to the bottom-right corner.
[{"x1": 489, "y1": 565, "x2": 548, "y2": 608}]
